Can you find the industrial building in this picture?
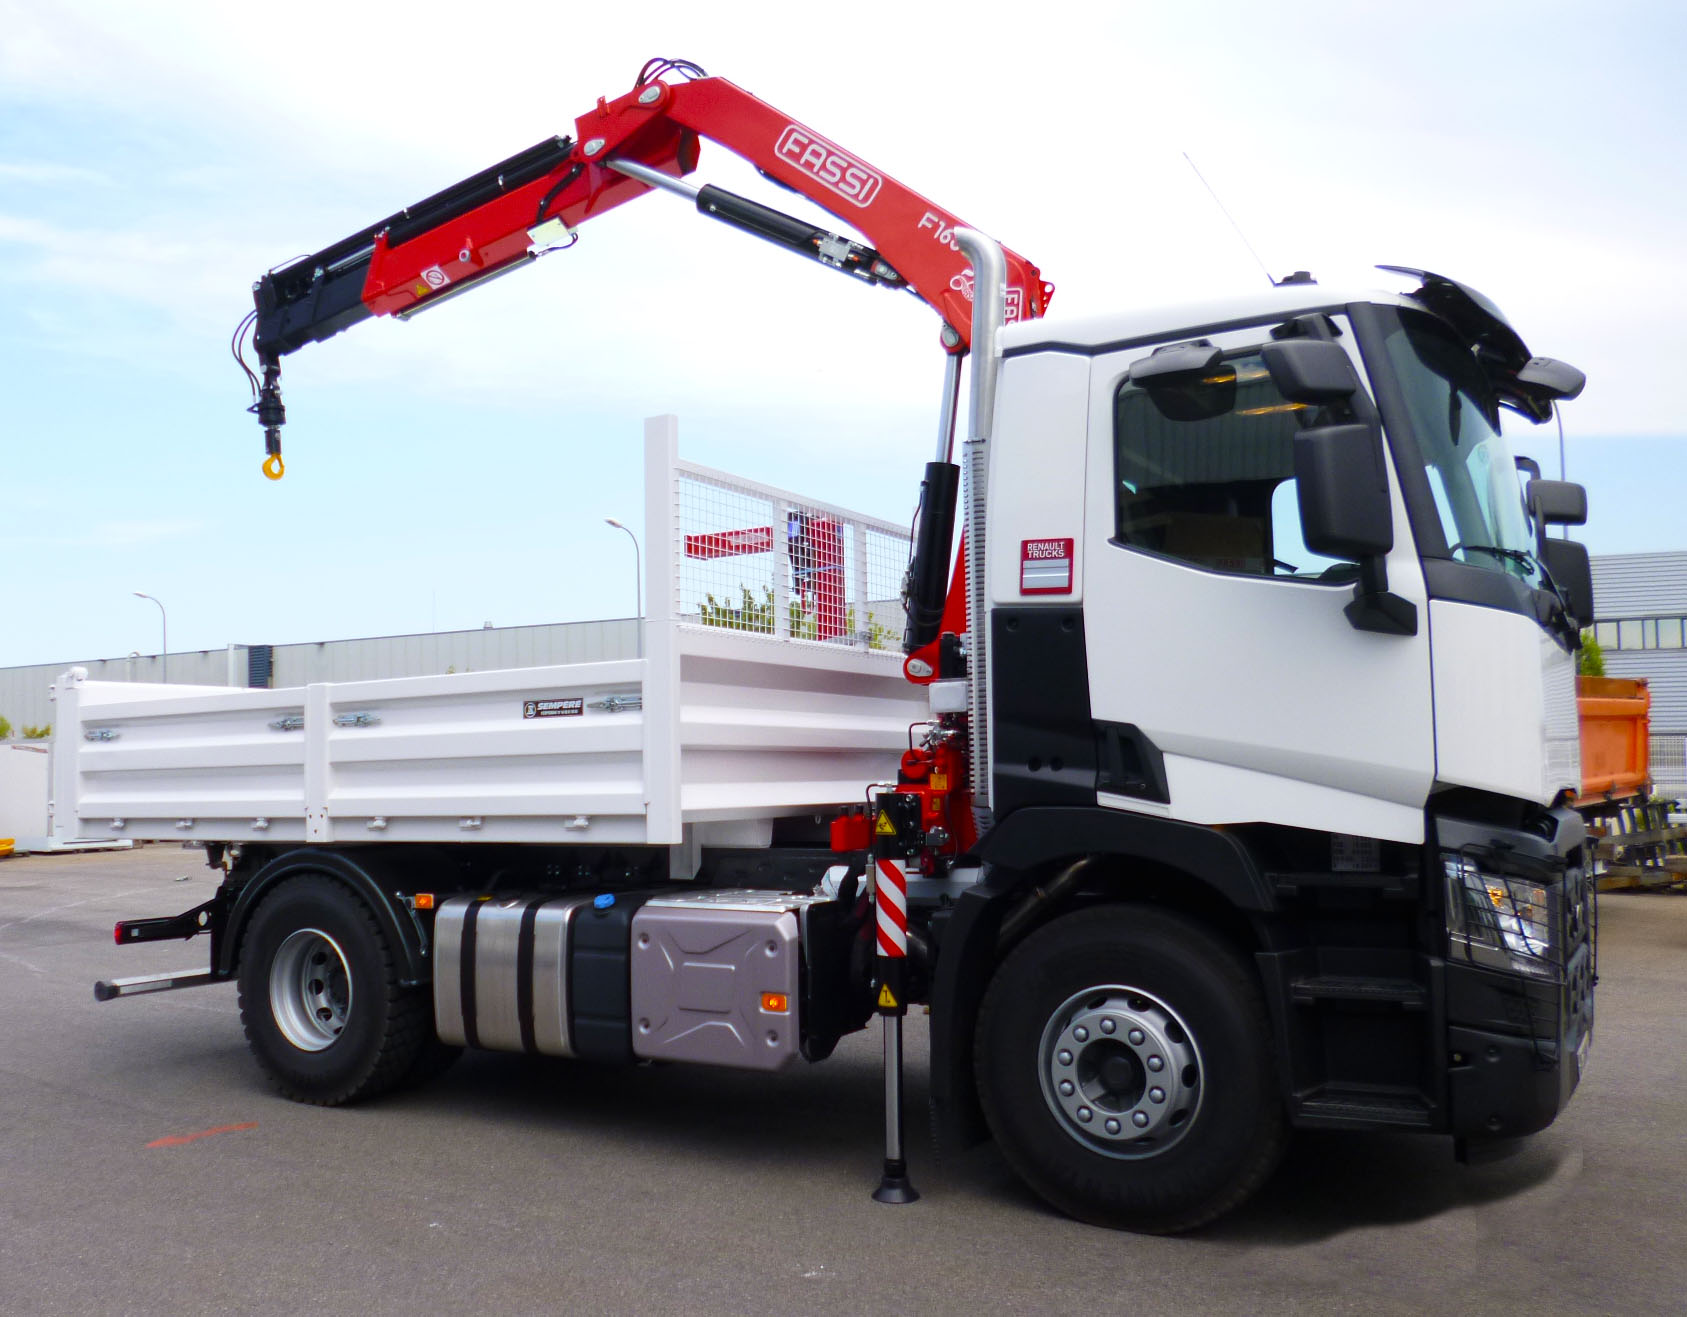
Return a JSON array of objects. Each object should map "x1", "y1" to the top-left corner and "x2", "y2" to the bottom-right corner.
[
  {"x1": 1590, "y1": 551, "x2": 1687, "y2": 799},
  {"x1": 0, "y1": 618, "x2": 637, "y2": 736}
]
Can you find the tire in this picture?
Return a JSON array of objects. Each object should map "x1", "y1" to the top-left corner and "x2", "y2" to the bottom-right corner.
[
  {"x1": 236, "y1": 874, "x2": 457, "y2": 1105},
  {"x1": 976, "y1": 904, "x2": 1285, "y2": 1233}
]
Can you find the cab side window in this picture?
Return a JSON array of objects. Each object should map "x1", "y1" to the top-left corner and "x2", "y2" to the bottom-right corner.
[{"x1": 1113, "y1": 349, "x2": 1355, "y2": 580}]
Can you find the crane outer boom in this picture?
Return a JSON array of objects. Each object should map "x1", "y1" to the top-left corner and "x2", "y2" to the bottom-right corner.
[{"x1": 269, "y1": 72, "x2": 1050, "y2": 355}]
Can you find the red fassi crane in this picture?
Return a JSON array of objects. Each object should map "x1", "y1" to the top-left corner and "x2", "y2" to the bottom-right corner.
[
  {"x1": 235, "y1": 55, "x2": 1043, "y2": 973},
  {"x1": 240, "y1": 57, "x2": 1050, "y2": 469}
]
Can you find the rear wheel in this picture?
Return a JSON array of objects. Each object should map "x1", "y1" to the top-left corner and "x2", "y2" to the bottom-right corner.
[
  {"x1": 237, "y1": 874, "x2": 455, "y2": 1105},
  {"x1": 976, "y1": 904, "x2": 1285, "y2": 1232}
]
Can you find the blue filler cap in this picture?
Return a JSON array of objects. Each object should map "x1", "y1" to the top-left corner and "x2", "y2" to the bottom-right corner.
[{"x1": 593, "y1": 892, "x2": 616, "y2": 910}]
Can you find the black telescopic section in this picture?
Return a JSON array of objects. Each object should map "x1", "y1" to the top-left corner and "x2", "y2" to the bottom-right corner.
[
  {"x1": 903, "y1": 461, "x2": 960, "y2": 653},
  {"x1": 253, "y1": 135, "x2": 576, "y2": 358}
]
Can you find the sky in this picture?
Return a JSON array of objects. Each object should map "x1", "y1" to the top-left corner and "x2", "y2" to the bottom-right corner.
[{"x1": 2, "y1": 0, "x2": 1684, "y2": 669}]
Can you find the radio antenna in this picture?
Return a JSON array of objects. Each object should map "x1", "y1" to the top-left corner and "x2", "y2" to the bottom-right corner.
[{"x1": 1184, "y1": 153, "x2": 1277, "y2": 288}]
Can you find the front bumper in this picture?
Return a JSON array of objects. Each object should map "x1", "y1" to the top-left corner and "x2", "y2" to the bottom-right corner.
[{"x1": 1436, "y1": 807, "x2": 1594, "y2": 1141}]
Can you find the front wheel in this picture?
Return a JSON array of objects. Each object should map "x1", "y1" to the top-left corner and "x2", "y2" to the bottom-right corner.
[
  {"x1": 976, "y1": 904, "x2": 1285, "y2": 1232},
  {"x1": 237, "y1": 874, "x2": 454, "y2": 1105}
]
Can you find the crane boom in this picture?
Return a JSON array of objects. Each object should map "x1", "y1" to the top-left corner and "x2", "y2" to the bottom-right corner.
[{"x1": 243, "y1": 60, "x2": 1050, "y2": 470}]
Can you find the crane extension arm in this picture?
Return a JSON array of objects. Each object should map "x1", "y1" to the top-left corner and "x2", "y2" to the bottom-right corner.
[{"x1": 241, "y1": 58, "x2": 1051, "y2": 471}]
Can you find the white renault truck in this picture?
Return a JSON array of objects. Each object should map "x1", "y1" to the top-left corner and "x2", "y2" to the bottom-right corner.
[{"x1": 71, "y1": 59, "x2": 1597, "y2": 1232}]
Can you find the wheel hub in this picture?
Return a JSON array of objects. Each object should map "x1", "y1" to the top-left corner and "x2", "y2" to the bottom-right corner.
[
  {"x1": 270, "y1": 928, "x2": 352, "y2": 1052},
  {"x1": 1038, "y1": 985, "x2": 1202, "y2": 1157}
]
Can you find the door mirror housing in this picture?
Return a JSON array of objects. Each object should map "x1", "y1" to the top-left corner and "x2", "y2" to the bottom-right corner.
[
  {"x1": 1126, "y1": 340, "x2": 1221, "y2": 385},
  {"x1": 1527, "y1": 478, "x2": 1588, "y2": 527},
  {"x1": 1540, "y1": 538, "x2": 1594, "y2": 632},
  {"x1": 1297, "y1": 423, "x2": 1415, "y2": 635},
  {"x1": 1261, "y1": 339, "x2": 1360, "y2": 404},
  {"x1": 1295, "y1": 423, "x2": 1393, "y2": 560}
]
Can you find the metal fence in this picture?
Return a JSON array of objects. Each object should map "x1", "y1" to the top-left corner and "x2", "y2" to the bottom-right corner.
[{"x1": 648, "y1": 417, "x2": 909, "y2": 652}]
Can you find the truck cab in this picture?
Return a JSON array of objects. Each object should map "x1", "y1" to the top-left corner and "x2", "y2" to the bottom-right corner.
[{"x1": 935, "y1": 270, "x2": 1595, "y2": 1228}]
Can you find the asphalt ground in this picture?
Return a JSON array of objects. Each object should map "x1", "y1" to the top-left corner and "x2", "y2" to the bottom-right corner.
[{"x1": 2, "y1": 846, "x2": 1684, "y2": 1316}]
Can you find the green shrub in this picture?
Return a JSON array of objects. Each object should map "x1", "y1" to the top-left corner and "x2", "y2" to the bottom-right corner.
[
  {"x1": 21, "y1": 723, "x2": 51, "y2": 740},
  {"x1": 697, "y1": 586, "x2": 894, "y2": 649},
  {"x1": 1577, "y1": 630, "x2": 1605, "y2": 677}
]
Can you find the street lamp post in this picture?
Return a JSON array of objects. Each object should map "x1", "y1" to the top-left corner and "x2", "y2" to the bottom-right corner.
[
  {"x1": 134, "y1": 592, "x2": 168, "y2": 683},
  {"x1": 604, "y1": 519, "x2": 643, "y2": 658}
]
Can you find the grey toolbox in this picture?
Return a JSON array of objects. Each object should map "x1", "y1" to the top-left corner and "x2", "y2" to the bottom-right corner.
[{"x1": 630, "y1": 890, "x2": 834, "y2": 1072}]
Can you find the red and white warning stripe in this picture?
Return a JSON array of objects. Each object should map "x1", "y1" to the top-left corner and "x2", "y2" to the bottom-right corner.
[{"x1": 875, "y1": 857, "x2": 909, "y2": 958}]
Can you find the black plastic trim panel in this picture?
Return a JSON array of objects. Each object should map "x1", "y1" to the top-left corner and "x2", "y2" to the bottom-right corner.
[
  {"x1": 990, "y1": 607, "x2": 1097, "y2": 813},
  {"x1": 1095, "y1": 722, "x2": 1170, "y2": 803},
  {"x1": 971, "y1": 806, "x2": 1275, "y2": 912},
  {"x1": 1421, "y1": 558, "x2": 1541, "y2": 622}
]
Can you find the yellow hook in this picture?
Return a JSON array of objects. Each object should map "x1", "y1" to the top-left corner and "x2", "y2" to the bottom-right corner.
[{"x1": 262, "y1": 453, "x2": 285, "y2": 481}]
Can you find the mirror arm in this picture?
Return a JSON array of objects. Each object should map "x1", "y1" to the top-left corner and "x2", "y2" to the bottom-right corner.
[{"x1": 1344, "y1": 557, "x2": 1418, "y2": 636}]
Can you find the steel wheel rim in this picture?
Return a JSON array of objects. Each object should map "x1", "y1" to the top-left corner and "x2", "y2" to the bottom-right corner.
[
  {"x1": 1037, "y1": 983, "x2": 1204, "y2": 1159},
  {"x1": 269, "y1": 928, "x2": 352, "y2": 1052}
]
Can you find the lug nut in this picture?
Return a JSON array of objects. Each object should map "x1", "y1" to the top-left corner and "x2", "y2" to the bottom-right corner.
[
  {"x1": 1100, "y1": 1018, "x2": 1116, "y2": 1034},
  {"x1": 1149, "y1": 1087, "x2": 1165, "y2": 1103},
  {"x1": 1074, "y1": 1026, "x2": 1089, "y2": 1042},
  {"x1": 1104, "y1": 1118, "x2": 1121, "y2": 1135},
  {"x1": 1146, "y1": 1055, "x2": 1164, "y2": 1071},
  {"x1": 1132, "y1": 1111, "x2": 1149, "y2": 1128},
  {"x1": 1128, "y1": 1028, "x2": 1145, "y2": 1045}
]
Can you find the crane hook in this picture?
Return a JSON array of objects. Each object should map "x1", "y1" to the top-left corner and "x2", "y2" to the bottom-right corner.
[{"x1": 254, "y1": 355, "x2": 287, "y2": 481}]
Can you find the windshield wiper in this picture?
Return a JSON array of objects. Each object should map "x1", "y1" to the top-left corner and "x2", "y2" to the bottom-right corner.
[{"x1": 1448, "y1": 543, "x2": 1536, "y2": 571}]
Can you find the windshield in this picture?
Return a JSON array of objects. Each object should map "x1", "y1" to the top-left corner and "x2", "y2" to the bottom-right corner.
[{"x1": 1379, "y1": 309, "x2": 1542, "y2": 588}]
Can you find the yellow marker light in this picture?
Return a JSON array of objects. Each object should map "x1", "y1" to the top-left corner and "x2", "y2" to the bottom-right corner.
[
  {"x1": 761, "y1": 992, "x2": 790, "y2": 1014},
  {"x1": 262, "y1": 453, "x2": 285, "y2": 480},
  {"x1": 413, "y1": 893, "x2": 436, "y2": 911}
]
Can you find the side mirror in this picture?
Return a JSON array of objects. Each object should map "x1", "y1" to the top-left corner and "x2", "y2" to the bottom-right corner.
[
  {"x1": 1540, "y1": 539, "x2": 1594, "y2": 631},
  {"x1": 1260, "y1": 339, "x2": 1360, "y2": 403},
  {"x1": 1527, "y1": 478, "x2": 1588, "y2": 527},
  {"x1": 1517, "y1": 356, "x2": 1586, "y2": 402},
  {"x1": 1127, "y1": 340, "x2": 1221, "y2": 385},
  {"x1": 1295, "y1": 423, "x2": 1393, "y2": 560}
]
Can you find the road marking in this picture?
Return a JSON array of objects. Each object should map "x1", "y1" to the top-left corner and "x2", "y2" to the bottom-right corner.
[
  {"x1": 146, "y1": 1122, "x2": 257, "y2": 1149},
  {"x1": 0, "y1": 885, "x2": 161, "y2": 940}
]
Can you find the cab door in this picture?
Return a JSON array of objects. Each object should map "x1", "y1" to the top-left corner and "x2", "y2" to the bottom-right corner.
[{"x1": 1079, "y1": 319, "x2": 1434, "y2": 843}]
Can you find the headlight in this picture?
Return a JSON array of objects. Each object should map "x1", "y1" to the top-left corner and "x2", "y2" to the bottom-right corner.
[{"x1": 1443, "y1": 853, "x2": 1558, "y2": 980}]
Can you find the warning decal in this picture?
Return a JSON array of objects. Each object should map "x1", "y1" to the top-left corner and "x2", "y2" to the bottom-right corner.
[
  {"x1": 874, "y1": 812, "x2": 897, "y2": 838},
  {"x1": 877, "y1": 983, "x2": 900, "y2": 1009}
]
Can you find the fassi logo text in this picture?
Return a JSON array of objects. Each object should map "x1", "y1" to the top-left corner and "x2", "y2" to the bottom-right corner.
[{"x1": 775, "y1": 126, "x2": 882, "y2": 208}]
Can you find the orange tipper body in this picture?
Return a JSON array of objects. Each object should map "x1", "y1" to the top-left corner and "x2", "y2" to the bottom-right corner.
[{"x1": 1575, "y1": 675, "x2": 1651, "y2": 804}]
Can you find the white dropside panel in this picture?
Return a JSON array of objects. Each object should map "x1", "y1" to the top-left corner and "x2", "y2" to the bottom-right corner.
[
  {"x1": 53, "y1": 421, "x2": 922, "y2": 849},
  {"x1": 675, "y1": 625, "x2": 922, "y2": 823},
  {"x1": 54, "y1": 632, "x2": 921, "y2": 847},
  {"x1": 1430, "y1": 600, "x2": 1577, "y2": 805}
]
